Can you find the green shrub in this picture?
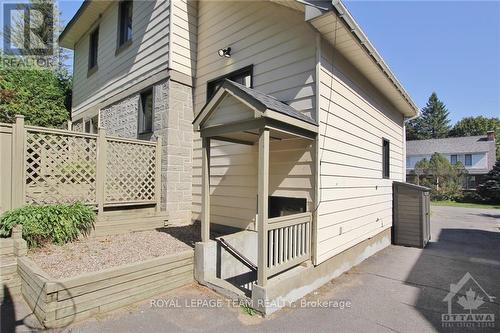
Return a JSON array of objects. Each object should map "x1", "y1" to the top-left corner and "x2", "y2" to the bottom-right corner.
[
  {"x1": 430, "y1": 182, "x2": 462, "y2": 201},
  {"x1": 477, "y1": 159, "x2": 500, "y2": 203},
  {"x1": 0, "y1": 203, "x2": 95, "y2": 248},
  {"x1": 456, "y1": 191, "x2": 486, "y2": 204}
]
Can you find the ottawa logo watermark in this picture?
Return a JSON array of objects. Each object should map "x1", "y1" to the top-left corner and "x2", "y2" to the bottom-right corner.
[
  {"x1": 1, "y1": 1, "x2": 57, "y2": 69},
  {"x1": 442, "y1": 272, "x2": 496, "y2": 328}
]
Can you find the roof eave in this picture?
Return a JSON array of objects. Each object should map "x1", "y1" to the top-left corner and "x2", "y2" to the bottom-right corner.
[
  {"x1": 58, "y1": 0, "x2": 90, "y2": 49},
  {"x1": 59, "y1": 1, "x2": 113, "y2": 49}
]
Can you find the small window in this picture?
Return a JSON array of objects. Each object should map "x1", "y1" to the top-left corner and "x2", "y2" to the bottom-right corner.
[
  {"x1": 268, "y1": 196, "x2": 307, "y2": 218},
  {"x1": 138, "y1": 89, "x2": 153, "y2": 135},
  {"x1": 84, "y1": 116, "x2": 98, "y2": 134},
  {"x1": 450, "y1": 155, "x2": 457, "y2": 165},
  {"x1": 465, "y1": 154, "x2": 472, "y2": 166},
  {"x1": 88, "y1": 27, "x2": 99, "y2": 72},
  {"x1": 467, "y1": 175, "x2": 476, "y2": 189},
  {"x1": 382, "y1": 139, "x2": 390, "y2": 179},
  {"x1": 118, "y1": 1, "x2": 133, "y2": 47},
  {"x1": 206, "y1": 66, "x2": 253, "y2": 101}
]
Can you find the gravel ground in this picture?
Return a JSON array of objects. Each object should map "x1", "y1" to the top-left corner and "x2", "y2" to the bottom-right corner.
[{"x1": 28, "y1": 225, "x2": 200, "y2": 279}]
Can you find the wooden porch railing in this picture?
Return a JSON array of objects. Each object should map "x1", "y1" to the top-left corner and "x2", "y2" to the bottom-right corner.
[{"x1": 266, "y1": 212, "x2": 311, "y2": 276}]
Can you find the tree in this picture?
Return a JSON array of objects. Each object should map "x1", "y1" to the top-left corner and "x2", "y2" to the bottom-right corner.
[
  {"x1": 0, "y1": 0, "x2": 71, "y2": 127},
  {"x1": 429, "y1": 152, "x2": 454, "y2": 190},
  {"x1": 0, "y1": 60, "x2": 70, "y2": 127},
  {"x1": 411, "y1": 153, "x2": 465, "y2": 200},
  {"x1": 2, "y1": 0, "x2": 69, "y2": 68},
  {"x1": 413, "y1": 158, "x2": 430, "y2": 185},
  {"x1": 449, "y1": 116, "x2": 500, "y2": 137},
  {"x1": 406, "y1": 92, "x2": 451, "y2": 140},
  {"x1": 477, "y1": 159, "x2": 500, "y2": 203}
]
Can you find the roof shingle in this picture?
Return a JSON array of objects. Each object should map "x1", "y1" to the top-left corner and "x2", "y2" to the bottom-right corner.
[
  {"x1": 406, "y1": 136, "x2": 495, "y2": 155},
  {"x1": 223, "y1": 80, "x2": 317, "y2": 126}
]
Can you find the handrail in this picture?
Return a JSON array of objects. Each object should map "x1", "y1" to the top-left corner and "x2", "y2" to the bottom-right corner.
[
  {"x1": 268, "y1": 212, "x2": 311, "y2": 224},
  {"x1": 217, "y1": 237, "x2": 257, "y2": 272},
  {"x1": 268, "y1": 212, "x2": 312, "y2": 230}
]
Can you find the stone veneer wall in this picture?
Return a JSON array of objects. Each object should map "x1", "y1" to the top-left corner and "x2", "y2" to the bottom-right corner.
[
  {"x1": 160, "y1": 80, "x2": 193, "y2": 225},
  {"x1": 100, "y1": 94, "x2": 141, "y2": 138},
  {"x1": 72, "y1": 119, "x2": 84, "y2": 132},
  {"x1": 99, "y1": 78, "x2": 193, "y2": 225}
]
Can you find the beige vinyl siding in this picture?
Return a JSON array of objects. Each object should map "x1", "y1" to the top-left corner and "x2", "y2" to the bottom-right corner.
[
  {"x1": 193, "y1": 139, "x2": 257, "y2": 229},
  {"x1": 192, "y1": 137, "x2": 313, "y2": 230},
  {"x1": 169, "y1": 0, "x2": 197, "y2": 77},
  {"x1": 204, "y1": 94, "x2": 254, "y2": 128},
  {"x1": 72, "y1": 0, "x2": 170, "y2": 116},
  {"x1": 194, "y1": 0, "x2": 317, "y2": 117},
  {"x1": 192, "y1": 1, "x2": 317, "y2": 227},
  {"x1": 316, "y1": 38, "x2": 404, "y2": 264},
  {"x1": 269, "y1": 138, "x2": 314, "y2": 207}
]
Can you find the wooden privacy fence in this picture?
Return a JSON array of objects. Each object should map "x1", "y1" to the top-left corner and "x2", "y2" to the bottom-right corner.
[{"x1": 0, "y1": 116, "x2": 161, "y2": 214}]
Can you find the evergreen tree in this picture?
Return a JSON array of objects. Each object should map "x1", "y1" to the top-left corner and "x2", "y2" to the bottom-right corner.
[
  {"x1": 477, "y1": 159, "x2": 500, "y2": 203},
  {"x1": 413, "y1": 158, "x2": 430, "y2": 185},
  {"x1": 406, "y1": 92, "x2": 451, "y2": 140}
]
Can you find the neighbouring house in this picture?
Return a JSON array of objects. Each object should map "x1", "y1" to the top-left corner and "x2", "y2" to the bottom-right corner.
[
  {"x1": 406, "y1": 132, "x2": 497, "y2": 189},
  {"x1": 58, "y1": 0, "x2": 419, "y2": 314}
]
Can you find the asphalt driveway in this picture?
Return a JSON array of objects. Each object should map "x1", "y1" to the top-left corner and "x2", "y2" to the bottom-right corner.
[{"x1": 5, "y1": 205, "x2": 500, "y2": 333}]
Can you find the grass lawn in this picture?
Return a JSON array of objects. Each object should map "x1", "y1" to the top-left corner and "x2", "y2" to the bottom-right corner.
[{"x1": 431, "y1": 200, "x2": 500, "y2": 210}]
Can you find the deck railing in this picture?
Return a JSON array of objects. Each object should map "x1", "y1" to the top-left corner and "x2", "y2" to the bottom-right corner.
[
  {"x1": 266, "y1": 212, "x2": 311, "y2": 276},
  {"x1": 0, "y1": 116, "x2": 161, "y2": 215}
]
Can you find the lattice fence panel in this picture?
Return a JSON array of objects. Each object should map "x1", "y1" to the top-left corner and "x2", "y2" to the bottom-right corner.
[
  {"x1": 105, "y1": 140, "x2": 157, "y2": 204},
  {"x1": 25, "y1": 131, "x2": 97, "y2": 204}
]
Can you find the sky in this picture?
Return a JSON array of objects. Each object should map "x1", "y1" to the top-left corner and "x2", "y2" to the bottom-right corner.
[{"x1": 55, "y1": 0, "x2": 500, "y2": 124}]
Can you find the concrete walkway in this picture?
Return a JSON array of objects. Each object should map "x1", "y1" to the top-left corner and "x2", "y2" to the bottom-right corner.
[{"x1": 4, "y1": 206, "x2": 500, "y2": 333}]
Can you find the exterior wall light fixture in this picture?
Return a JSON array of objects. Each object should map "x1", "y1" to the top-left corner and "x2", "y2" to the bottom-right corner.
[{"x1": 218, "y1": 47, "x2": 231, "y2": 58}]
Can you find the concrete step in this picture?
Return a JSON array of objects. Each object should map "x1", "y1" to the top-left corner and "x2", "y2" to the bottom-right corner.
[{"x1": 204, "y1": 277, "x2": 251, "y2": 300}]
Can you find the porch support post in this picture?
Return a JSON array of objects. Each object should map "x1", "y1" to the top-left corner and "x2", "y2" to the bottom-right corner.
[
  {"x1": 201, "y1": 137, "x2": 211, "y2": 242},
  {"x1": 257, "y1": 128, "x2": 270, "y2": 287}
]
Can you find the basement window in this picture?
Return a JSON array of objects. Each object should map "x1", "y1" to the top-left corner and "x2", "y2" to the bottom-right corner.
[
  {"x1": 138, "y1": 89, "x2": 153, "y2": 136},
  {"x1": 84, "y1": 116, "x2": 98, "y2": 134},
  {"x1": 206, "y1": 65, "x2": 253, "y2": 101},
  {"x1": 382, "y1": 138, "x2": 390, "y2": 179}
]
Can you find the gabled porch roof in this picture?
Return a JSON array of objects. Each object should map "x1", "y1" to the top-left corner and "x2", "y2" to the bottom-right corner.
[
  {"x1": 194, "y1": 80, "x2": 318, "y2": 288},
  {"x1": 193, "y1": 80, "x2": 318, "y2": 144}
]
